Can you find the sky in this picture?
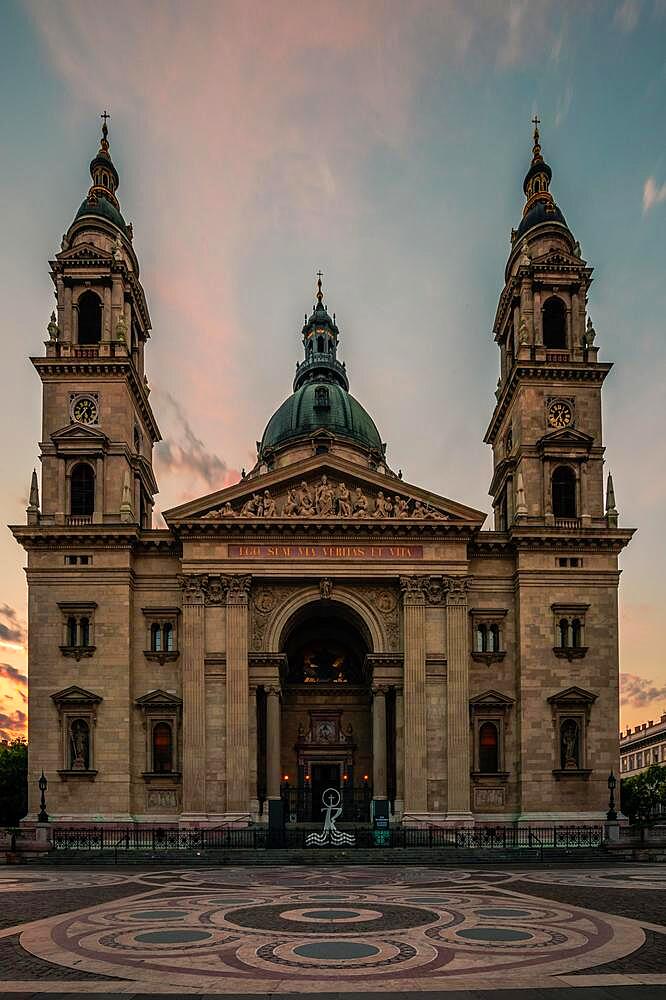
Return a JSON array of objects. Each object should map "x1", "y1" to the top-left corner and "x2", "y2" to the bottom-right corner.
[{"x1": 0, "y1": 0, "x2": 665, "y2": 743}]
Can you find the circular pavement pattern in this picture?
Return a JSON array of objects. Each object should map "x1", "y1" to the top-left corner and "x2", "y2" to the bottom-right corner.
[{"x1": 18, "y1": 880, "x2": 646, "y2": 990}]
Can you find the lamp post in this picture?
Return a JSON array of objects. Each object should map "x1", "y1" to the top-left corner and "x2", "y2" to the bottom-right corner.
[
  {"x1": 37, "y1": 770, "x2": 49, "y2": 823},
  {"x1": 607, "y1": 770, "x2": 617, "y2": 821}
]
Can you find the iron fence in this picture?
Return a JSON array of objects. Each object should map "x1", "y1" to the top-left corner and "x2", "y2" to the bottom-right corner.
[{"x1": 50, "y1": 822, "x2": 603, "y2": 854}]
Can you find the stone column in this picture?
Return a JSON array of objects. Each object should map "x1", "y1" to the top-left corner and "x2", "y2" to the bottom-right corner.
[
  {"x1": 445, "y1": 577, "x2": 472, "y2": 819},
  {"x1": 266, "y1": 686, "x2": 282, "y2": 800},
  {"x1": 226, "y1": 575, "x2": 251, "y2": 813},
  {"x1": 248, "y1": 685, "x2": 259, "y2": 817},
  {"x1": 401, "y1": 577, "x2": 427, "y2": 814},
  {"x1": 372, "y1": 686, "x2": 388, "y2": 799},
  {"x1": 395, "y1": 686, "x2": 405, "y2": 816},
  {"x1": 180, "y1": 575, "x2": 207, "y2": 817}
]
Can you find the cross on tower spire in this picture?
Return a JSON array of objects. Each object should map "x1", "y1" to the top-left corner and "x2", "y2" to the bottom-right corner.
[
  {"x1": 531, "y1": 114, "x2": 542, "y2": 164},
  {"x1": 316, "y1": 270, "x2": 324, "y2": 303}
]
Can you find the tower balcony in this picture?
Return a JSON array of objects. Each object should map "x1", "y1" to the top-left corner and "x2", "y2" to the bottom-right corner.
[
  {"x1": 45, "y1": 341, "x2": 131, "y2": 360},
  {"x1": 293, "y1": 355, "x2": 349, "y2": 391}
]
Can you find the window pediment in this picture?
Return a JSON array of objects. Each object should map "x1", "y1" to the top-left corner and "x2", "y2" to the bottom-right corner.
[
  {"x1": 547, "y1": 686, "x2": 597, "y2": 707},
  {"x1": 136, "y1": 689, "x2": 182, "y2": 712},
  {"x1": 51, "y1": 685, "x2": 102, "y2": 707},
  {"x1": 470, "y1": 690, "x2": 515, "y2": 710}
]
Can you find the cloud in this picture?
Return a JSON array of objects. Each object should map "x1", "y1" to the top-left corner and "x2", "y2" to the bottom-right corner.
[
  {"x1": 643, "y1": 176, "x2": 666, "y2": 214},
  {"x1": 614, "y1": 0, "x2": 641, "y2": 31},
  {"x1": 620, "y1": 672, "x2": 666, "y2": 708},
  {"x1": 0, "y1": 664, "x2": 27, "y2": 688},
  {"x1": 154, "y1": 391, "x2": 235, "y2": 491},
  {"x1": 555, "y1": 84, "x2": 574, "y2": 127},
  {"x1": 0, "y1": 604, "x2": 25, "y2": 647},
  {"x1": 0, "y1": 709, "x2": 27, "y2": 740}
]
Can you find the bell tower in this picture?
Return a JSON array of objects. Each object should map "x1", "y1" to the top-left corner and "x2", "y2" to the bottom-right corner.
[
  {"x1": 33, "y1": 115, "x2": 160, "y2": 528},
  {"x1": 484, "y1": 119, "x2": 613, "y2": 531}
]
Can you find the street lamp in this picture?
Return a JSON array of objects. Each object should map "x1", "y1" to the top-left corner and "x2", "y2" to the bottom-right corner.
[
  {"x1": 607, "y1": 770, "x2": 617, "y2": 821},
  {"x1": 37, "y1": 770, "x2": 49, "y2": 823}
]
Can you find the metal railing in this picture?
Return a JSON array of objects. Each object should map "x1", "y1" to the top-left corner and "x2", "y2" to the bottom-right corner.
[{"x1": 50, "y1": 823, "x2": 604, "y2": 856}]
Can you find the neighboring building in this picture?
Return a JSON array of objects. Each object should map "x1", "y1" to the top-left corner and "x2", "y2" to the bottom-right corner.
[
  {"x1": 620, "y1": 716, "x2": 666, "y2": 777},
  {"x1": 12, "y1": 118, "x2": 634, "y2": 827}
]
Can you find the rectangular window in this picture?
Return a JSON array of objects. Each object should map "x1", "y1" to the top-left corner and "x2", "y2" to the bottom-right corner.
[{"x1": 64, "y1": 554, "x2": 92, "y2": 566}]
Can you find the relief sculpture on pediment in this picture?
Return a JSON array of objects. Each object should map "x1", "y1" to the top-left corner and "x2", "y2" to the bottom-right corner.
[{"x1": 201, "y1": 475, "x2": 450, "y2": 522}]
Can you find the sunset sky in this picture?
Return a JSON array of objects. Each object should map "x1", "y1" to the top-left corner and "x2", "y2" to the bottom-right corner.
[{"x1": 1, "y1": 0, "x2": 665, "y2": 742}]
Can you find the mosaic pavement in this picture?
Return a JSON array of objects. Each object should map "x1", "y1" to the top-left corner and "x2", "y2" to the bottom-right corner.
[{"x1": 1, "y1": 865, "x2": 666, "y2": 994}]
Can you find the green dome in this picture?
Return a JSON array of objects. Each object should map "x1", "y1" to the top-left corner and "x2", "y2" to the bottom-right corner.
[
  {"x1": 260, "y1": 380, "x2": 383, "y2": 457},
  {"x1": 74, "y1": 195, "x2": 127, "y2": 231}
]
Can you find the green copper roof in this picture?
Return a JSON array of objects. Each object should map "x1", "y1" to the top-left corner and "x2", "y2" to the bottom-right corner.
[
  {"x1": 259, "y1": 380, "x2": 383, "y2": 456},
  {"x1": 74, "y1": 194, "x2": 127, "y2": 231}
]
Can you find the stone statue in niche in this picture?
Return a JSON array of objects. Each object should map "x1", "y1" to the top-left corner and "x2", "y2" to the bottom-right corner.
[
  {"x1": 337, "y1": 481, "x2": 352, "y2": 517},
  {"x1": 70, "y1": 719, "x2": 89, "y2": 770},
  {"x1": 115, "y1": 314, "x2": 128, "y2": 342},
  {"x1": 315, "y1": 475, "x2": 335, "y2": 515},
  {"x1": 560, "y1": 719, "x2": 579, "y2": 770}
]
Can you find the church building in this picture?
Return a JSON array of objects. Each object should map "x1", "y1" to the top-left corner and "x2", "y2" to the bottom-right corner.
[{"x1": 12, "y1": 118, "x2": 634, "y2": 827}]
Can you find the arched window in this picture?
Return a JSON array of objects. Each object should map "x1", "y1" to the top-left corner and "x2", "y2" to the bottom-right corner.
[
  {"x1": 77, "y1": 291, "x2": 102, "y2": 345},
  {"x1": 67, "y1": 616, "x2": 78, "y2": 647},
  {"x1": 479, "y1": 722, "x2": 499, "y2": 773},
  {"x1": 153, "y1": 722, "x2": 173, "y2": 773},
  {"x1": 571, "y1": 618, "x2": 582, "y2": 648},
  {"x1": 70, "y1": 718, "x2": 90, "y2": 770},
  {"x1": 559, "y1": 618, "x2": 570, "y2": 648},
  {"x1": 560, "y1": 718, "x2": 580, "y2": 769},
  {"x1": 552, "y1": 466, "x2": 576, "y2": 518},
  {"x1": 79, "y1": 617, "x2": 90, "y2": 647},
  {"x1": 163, "y1": 622, "x2": 174, "y2": 651},
  {"x1": 489, "y1": 624, "x2": 500, "y2": 653},
  {"x1": 542, "y1": 296, "x2": 567, "y2": 349},
  {"x1": 70, "y1": 463, "x2": 95, "y2": 516},
  {"x1": 150, "y1": 622, "x2": 162, "y2": 652},
  {"x1": 317, "y1": 335, "x2": 324, "y2": 353}
]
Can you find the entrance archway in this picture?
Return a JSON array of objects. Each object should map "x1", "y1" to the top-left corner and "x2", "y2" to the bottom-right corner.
[{"x1": 279, "y1": 600, "x2": 373, "y2": 823}]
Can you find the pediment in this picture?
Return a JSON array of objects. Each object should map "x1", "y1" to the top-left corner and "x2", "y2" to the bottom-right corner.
[
  {"x1": 55, "y1": 242, "x2": 113, "y2": 264},
  {"x1": 470, "y1": 690, "x2": 515, "y2": 708},
  {"x1": 547, "y1": 686, "x2": 597, "y2": 706},
  {"x1": 531, "y1": 248, "x2": 586, "y2": 269},
  {"x1": 51, "y1": 685, "x2": 103, "y2": 706},
  {"x1": 537, "y1": 427, "x2": 593, "y2": 451},
  {"x1": 135, "y1": 689, "x2": 182, "y2": 708},
  {"x1": 164, "y1": 454, "x2": 486, "y2": 528},
  {"x1": 51, "y1": 423, "x2": 108, "y2": 444}
]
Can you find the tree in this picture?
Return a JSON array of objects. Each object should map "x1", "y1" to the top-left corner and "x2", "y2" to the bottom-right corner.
[
  {"x1": 0, "y1": 739, "x2": 28, "y2": 825},
  {"x1": 621, "y1": 764, "x2": 666, "y2": 825}
]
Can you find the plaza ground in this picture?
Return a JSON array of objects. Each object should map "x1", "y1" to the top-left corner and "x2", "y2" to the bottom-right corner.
[{"x1": 0, "y1": 863, "x2": 665, "y2": 997}]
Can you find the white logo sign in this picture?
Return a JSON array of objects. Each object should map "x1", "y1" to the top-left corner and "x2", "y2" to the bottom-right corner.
[{"x1": 306, "y1": 787, "x2": 355, "y2": 846}]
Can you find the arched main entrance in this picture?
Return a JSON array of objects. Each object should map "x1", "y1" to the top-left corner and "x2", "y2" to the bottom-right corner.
[{"x1": 279, "y1": 600, "x2": 373, "y2": 823}]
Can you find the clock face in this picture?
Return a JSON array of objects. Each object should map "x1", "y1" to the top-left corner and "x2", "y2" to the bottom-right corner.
[
  {"x1": 72, "y1": 396, "x2": 98, "y2": 425},
  {"x1": 548, "y1": 400, "x2": 572, "y2": 429}
]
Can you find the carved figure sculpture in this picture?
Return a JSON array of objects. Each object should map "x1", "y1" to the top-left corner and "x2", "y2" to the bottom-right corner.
[
  {"x1": 395, "y1": 496, "x2": 410, "y2": 518},
  {"x1": 374, "y1": 491, "x2": 388, "y2": 518},
  {"x1": 584, "y1": 315, "x2": 596, "y2": 347},
  {"x1": 352, "y1": 488, "x2": 368, "y2": 518},
  {"x1": 223, "y1": 502, "x2": 235, "y2": 517},
  {"x1": 263, "y1": 490, "x2": 276, "y2": 517},
  {"x1": 561, "y1": 719, "x2": 579, "y2": 770},
  {"x1": 315, "y1": 474, "x2": 335, "y2": 516},
  {"x1": 518, "y1": 314, "x2": 529, "y2": 345},
  {"x1": 241, "y1": 493, "x2": 262, "y2": 517},
  {"x1": 299, "y1": 481, "x2": 315, "y2": 517},
  {"x1": 47, "y1": 311, "x2": 59, "y2": 341},
  {"x1": 70, "y1": 719, "x2": 89, "y2": 770},
  {"x1": 337, "y1": 481, "x2": 352, "y2": 517},
  {"x1": 282, "y1": 488, "x2": 300, "y2": 515},
  {"x1": 412, "y1": 500, "x2": 427, "y2": 519},
  {"x1": 115, "y1": 314, "x2": 127, "y2": 342}
]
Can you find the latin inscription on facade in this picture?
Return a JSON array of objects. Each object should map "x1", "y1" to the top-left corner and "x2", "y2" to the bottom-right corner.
[{"x1": 229, "y1": 543, "x2": 424, "y2": 560}]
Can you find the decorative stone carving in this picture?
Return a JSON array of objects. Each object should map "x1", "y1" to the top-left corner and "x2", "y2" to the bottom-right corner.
[
  {"x1": 146, "y1": 788, "x2": 177, "y2": 809},
  {"x1": 179, "y1": 574, "x2": 207, "y2": 605},
  {"x1": 473, "y1": 786, "x2": 505, "y2": 808},
  {"x1": 197, "y1": 476, "x2": 450, "y2": 521},
  {"x1": 320, "y1": 577, "x2": 333, "y2": 600},
  {"x1": 227, "y1": 575, "x2": 252, "y2": 598},
  {"x1": 253, "y1": 589, "x2": 276, "y2": 614},
  {"x1": 518, "y1": 314, "x2": 529, "y2": 344},
  {"x1": 400, "y1": 575, "x2": 469, "y2": 606},
  {"x1": 47, "y1": 311, "x2": 59, "y2": 342}
]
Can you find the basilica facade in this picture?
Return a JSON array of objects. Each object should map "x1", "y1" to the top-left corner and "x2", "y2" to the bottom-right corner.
[{"x1": 13, "y1": 119, "x2": 634, "y2": 827}]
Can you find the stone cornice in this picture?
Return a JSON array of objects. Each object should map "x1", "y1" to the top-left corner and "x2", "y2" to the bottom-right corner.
[
  {"x1": 174, "y1": 519, "x2": 479, "y2": 540},
  {"x1": 484, "y1": 360, "x2": 613, "y2": 445}
]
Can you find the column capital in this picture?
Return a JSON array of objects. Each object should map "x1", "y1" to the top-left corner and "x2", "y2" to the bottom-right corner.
[
  {"x1": 371, "y1": 684, "x2": 389, "y2": 697},
  {"x1": 400, "y1": 574, "x2": 470, "y2": 606},
  {"x1": 444, "y1": 576, "x2": 469, "y2": 608},
  {"x1": 227, "y1": 574, "x2": 252, "y2": 605},
  {"x1": 178, "y1": 573, "x2": 207, "y2": 606},
  {"x1": 399, "y1": 575, "x2": 427, "y2": 606},
  {"x1": 266, "y1": 685, "x2": 281, "y2": 699}
]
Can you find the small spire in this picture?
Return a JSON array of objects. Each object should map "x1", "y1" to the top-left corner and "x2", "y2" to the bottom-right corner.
[
  {"x1": 531, "y1": 114, "x2": 542, "y2": 164},
  {"x1": 27, "y1": 469, "x2": 40, "y2": 525},
  {"x1": 606, "y1": 471, "x2": 618, "y2": 527},
  {"x1": 316, "y1": 270, "x2": 324, "y2": 304}
]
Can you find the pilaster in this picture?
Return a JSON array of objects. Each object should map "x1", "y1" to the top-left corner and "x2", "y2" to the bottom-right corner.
[
  {"x1": 371, "y1": 685, "x2": 388, "y2": 800},
  {"x1": 400, "y1": 576, "x2": 427, "y2": 813},
  {"x1": 445, "y1": 577, "x2": 472, "y2": 819},
  {"x1": 226, "y1": 575, "x2": 252, "y2": 813},
  {"x1": 266, "y1": 686, "x2": 282, "y2": 800},
  {"x1": 180, "y1": 574, "x2": 207, "y2": 817}
]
